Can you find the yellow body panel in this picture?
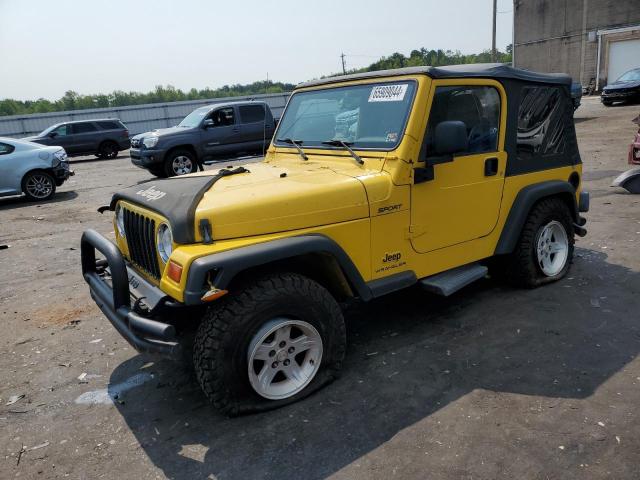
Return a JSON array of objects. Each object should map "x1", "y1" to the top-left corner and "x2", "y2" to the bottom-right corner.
[{"x1": 111, "y1": 72, "x2": 583, "y2": 303}]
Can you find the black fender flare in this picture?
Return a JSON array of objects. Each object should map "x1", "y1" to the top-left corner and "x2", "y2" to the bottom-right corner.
[
  {"x1": 183, "y1": 234, "x2": 374, "y2": 304},
  {"x1": 494, "y1": 180, "x2": 578, "y2": 255}
]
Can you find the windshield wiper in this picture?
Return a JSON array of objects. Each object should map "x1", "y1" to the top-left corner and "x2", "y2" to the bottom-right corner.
[
  {"x1": 321, "y1": 140, "x2": 364, "y2": 165},
  {"x1": 277, "y1": 138, "x2": 308, "y2": 161}
]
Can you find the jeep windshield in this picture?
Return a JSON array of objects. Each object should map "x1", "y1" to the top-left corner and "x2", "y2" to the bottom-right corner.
[
  {"x1": 274, "y1": 81, "x2": 417, "y2": 150},
  {"x1": 178, "y1": 106, "x2": 209, "y2": 128}
]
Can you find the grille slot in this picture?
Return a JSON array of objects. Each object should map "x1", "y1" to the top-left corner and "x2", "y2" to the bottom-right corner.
[{"x1": 123, "y1": 208, "x2": 161, "y2": 279}]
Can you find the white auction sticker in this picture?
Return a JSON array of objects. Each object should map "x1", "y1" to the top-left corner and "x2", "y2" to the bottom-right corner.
[{"x1": 368, "y1": 84, "x2": 409, "y2": 102}]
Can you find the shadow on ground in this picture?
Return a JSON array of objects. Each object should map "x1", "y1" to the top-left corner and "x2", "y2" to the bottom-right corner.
[
  {"x1": 110, "y1": 248, "x2": 640, "y2": 479},
  {"x1": 69, "y1": 154, "x2": 127, "y2": 164},
  {"x1": 0, "y1": 190, "x2": 79, "y2": 210}
]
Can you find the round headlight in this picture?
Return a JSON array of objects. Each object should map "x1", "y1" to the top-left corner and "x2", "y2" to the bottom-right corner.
[
  {"x1": 156, "y1": 223, "x2": 173, "y2": 263},
  {"x1": 115, "y1": 206, "x2": 126, "y2": 237}
]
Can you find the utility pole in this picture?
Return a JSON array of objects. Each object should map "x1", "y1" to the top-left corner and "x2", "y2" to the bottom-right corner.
[
  {"x1": 491, "y1": 0, "x2": 497, "y2": 62},
  {"x1": 340, "y1": 52, "x2": 346, "y2": 74}
]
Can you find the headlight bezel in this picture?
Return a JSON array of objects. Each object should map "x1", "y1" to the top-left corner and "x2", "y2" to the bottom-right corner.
[
  {"x1": 142, "y1": 135, "x2": 159, "y2": 148},
  {"x1": 115, "y1": 205, "x2": 126, "y2": 238},
  {"x1": 156, "y1": 223, "x2": 173, "y2": 264}
]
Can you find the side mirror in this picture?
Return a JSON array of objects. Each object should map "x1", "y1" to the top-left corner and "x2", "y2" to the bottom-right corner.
[
  {"x1": 427, "y1": 120, "x2": 468, "y2": 165},
  {"x1": 202, "y1": 119, "x2": 214, "y2": 129},
  {"x1": 48, "y1": 132, "x2": 58, "y2": 138},
  {"x1": 415, "y1": 120, "x2": 468, "y2": 184}
]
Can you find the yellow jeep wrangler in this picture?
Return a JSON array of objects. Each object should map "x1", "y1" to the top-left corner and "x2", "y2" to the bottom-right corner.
[{"x1": 81, "y1": 64, "x2": 589, "y2": 415}]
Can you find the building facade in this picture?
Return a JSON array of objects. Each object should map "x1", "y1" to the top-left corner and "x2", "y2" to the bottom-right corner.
[{"x1": 514, "y1": 0, "x2": 640, "y2": 91}]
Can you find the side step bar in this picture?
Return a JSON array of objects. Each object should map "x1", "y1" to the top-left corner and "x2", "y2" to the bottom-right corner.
[{"x1": 420, "y1": 263, "x2": 488, "y2": 297}]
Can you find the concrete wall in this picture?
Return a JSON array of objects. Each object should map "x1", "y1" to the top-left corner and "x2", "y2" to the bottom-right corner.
[
  {"x1": 0, "y1": 92, "x2": 291, "y2": 139},
  {"x1": 514, "y1": 0, "x2": 640, "y2": 90}
]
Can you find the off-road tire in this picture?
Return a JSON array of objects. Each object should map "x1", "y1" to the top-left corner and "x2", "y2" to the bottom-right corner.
[
  {"x1": 164, "y1": 149, "x2": 196, "y2": 177},
  {"x1": 97, "y1": 141, "x2": 118, "y2": 159},
  {"x1": 193, "y1": 272, "x2": 346, "y2": 416},
  {"x1": 503, "y1": 197, "x2": 574, "y2": 288}
]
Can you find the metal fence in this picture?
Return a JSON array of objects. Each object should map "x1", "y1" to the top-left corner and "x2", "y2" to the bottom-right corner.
[{"x1": 0, "y1": 92, "x2": 291, "y2": 138}]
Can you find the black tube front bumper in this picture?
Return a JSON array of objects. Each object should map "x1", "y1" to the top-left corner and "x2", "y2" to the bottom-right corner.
[{"x1": 80, "y1": 229, "x2": 181, "y2": 359}]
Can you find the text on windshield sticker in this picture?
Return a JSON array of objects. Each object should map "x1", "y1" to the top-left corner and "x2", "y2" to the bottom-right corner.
[{"x1": 368, "y1": 84, "x2": 408, "y2": 102}]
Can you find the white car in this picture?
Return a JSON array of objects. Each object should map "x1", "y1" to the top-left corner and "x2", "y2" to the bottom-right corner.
[{"x1": 0, "y1": 137, "x2": 73, "y2": 201}]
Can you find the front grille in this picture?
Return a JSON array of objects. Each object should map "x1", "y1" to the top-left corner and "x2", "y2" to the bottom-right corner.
[{"x1": 123, "y1": 208, "x2": 161, "y2": 279}]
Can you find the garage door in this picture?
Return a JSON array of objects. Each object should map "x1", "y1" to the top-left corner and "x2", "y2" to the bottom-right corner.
[{"x1": 607, "y1": 38, "x2": 640, "y2": 85}]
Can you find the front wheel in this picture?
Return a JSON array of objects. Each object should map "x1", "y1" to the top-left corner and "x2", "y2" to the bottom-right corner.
[
  {"x1": 164, "y1": 150, "x2": 196, "y2": 177},
  {"x1": 193, "y1": 273, "x2": 346, "y2": 416},
  {"x1": 22, "y1": 171, "x2": 56, "y2": 201},
  {"x1": 503, "y1": 197, "x2": 574, "y2": 288}
]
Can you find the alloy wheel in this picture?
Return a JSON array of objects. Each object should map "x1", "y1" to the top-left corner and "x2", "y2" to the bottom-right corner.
[
  {"x1": 536, "y1": 220, "x2": 569, "y2": 276},
  {"x1": 25, "y1": 174, "x2": 54, "y2": 199},
  {"x1": 247, "y1": 318, "x2": 323, "y2": 400},
  {"x1": 172, "y1": 155, "x2": 193, "y2": 175}
]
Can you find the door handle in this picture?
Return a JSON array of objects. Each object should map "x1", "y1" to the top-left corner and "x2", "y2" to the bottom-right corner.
[
  {"x1": 484, "y1": 157, "x2": 498, "y2": 176},
  {"x1": 232, "y1": 127, "x2": 240, "y2": 133}
]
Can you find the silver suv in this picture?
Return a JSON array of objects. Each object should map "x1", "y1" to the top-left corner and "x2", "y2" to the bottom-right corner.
[{"x1": 0, "y1": 137, "x2": 73, "y2": 201}]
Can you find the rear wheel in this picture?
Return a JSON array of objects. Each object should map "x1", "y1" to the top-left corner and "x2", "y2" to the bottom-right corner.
[
  {"x1": 22, "y1": 171, "x2": 56, "y2": 201},
  {"x1": 164, "y1": 149, "x2": 195, "y2": 177},
  {"x1": 503, "y1": 198, "x2": 574, "y2": 288},
  {"x1": 193, "y1": 272, "x2": 346, "y2": 416},
  {"x1": 97, "y1": 141, "x2": 119, "y2": 159},
  {"x1": 602, "y1": 100, "x2": 613, "y2": 107}
]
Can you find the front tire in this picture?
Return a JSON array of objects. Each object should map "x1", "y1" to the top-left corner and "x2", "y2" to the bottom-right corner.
[
  {"x1": 164, "y1": 149, "x2": 196, "y2": 177},
  {"x1": 193, "y1": 272, "x2": 346, "y2": 416},
  {"x1": 504, "y1": 197, "x2": 574, "y2": 288},
  {"x1": 22, "y1": 171, "x2": 56, "y2": 201}
]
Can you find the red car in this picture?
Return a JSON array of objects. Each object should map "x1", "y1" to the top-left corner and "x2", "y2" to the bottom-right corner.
[{"x1": 630, "y1": 114, "x2": 640, "y2": 165}]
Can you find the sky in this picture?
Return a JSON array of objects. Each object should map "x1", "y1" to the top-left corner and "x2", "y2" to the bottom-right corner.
[{"x1": 0, "y1": 0, "x2": 514, "y2": 101}]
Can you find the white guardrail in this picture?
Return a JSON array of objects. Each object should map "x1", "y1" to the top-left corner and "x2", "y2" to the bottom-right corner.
[{"x1": 0, "y1": 92, "x2": 291, "y2": 138}]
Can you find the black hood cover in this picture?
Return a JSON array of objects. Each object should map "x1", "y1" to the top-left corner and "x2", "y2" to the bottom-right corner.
[{"x1": 110, "y1": 167, "x2": 249, "y2": 244}]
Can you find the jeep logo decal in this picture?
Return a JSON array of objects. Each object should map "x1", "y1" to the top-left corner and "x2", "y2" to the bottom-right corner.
[
  {"x1": 383, "y1": 252, "x2": 402, "y2": 263},
  {"x1": 136, "y1": 186, "x2": 166, "y2": 201}
]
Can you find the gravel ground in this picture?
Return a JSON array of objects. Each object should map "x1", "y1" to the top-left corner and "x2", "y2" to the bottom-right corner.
[{"x1": 1, "y1": 97, "x2": 639, "y2": 479}]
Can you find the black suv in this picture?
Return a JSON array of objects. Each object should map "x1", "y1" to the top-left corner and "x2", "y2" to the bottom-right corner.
[
  {"x1": 25, "y1": 119, "x2": 130, "y2": 159},
  {"x1": 130, "y1": 101, "x2": 276, "y2": 177}
]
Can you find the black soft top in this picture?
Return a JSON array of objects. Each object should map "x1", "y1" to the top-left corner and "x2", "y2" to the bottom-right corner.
[{"x1": 297, "y1": 63, "x2": 572, "y2": 89}]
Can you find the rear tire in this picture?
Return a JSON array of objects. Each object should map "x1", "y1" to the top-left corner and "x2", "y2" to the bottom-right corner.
[
  {"x1": 22, "y1": 171, "x2": 56, "y2": 201},
  {"x1": 602, "y1": 100, "x2": 613, "y2": 107},
  {"x1": 503, "y1": 197, "x2": 574, "y2": 288},
  {"x1": 193, "y1": 272, "x2": 346, "y2": 416},
  {"x1": 164, "y1": 149, "x2": 196, "y2": 177},
  {"x1": 97, "y1": 141, "x2": 119, "y2": 159}
]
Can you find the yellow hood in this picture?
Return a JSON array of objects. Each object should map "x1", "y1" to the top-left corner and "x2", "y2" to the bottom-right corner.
[{"x1": 193, "y1": 157, "x2": 380, "y2": 240}]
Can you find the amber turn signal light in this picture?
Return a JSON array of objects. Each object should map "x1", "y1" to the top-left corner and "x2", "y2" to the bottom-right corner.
[
  {"x1": 201, "y1": 288, "x2": 228, "y2": 302},
  {"x1": 167, "y1": 260, "x2": 183, "y2": 283}
]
